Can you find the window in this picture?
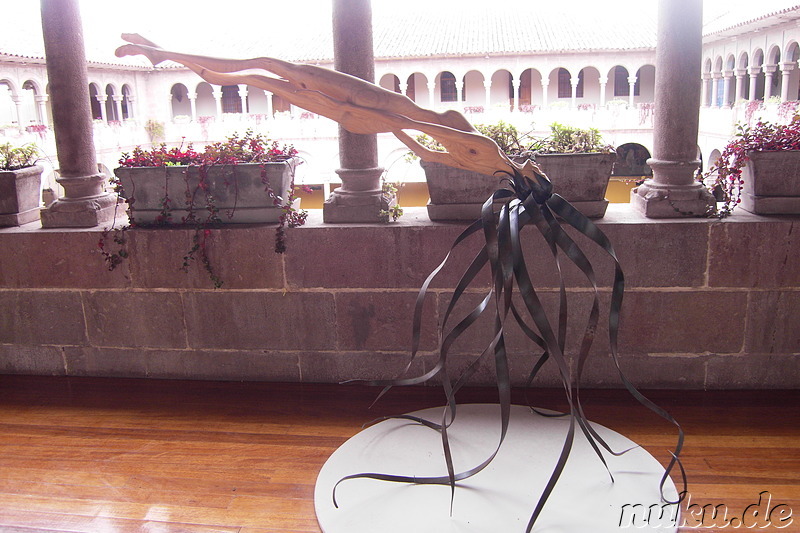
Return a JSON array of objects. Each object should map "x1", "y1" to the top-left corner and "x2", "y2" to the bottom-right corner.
[
  {"x1": 613, "y1": 67, "x2": 640, "y2": 97},
  {"x1": 221, "y1": 85, "x2": 242, "y2": 113},
  {"x1": 440, "y1": 72, "x2": 457, "y2": 102},
  {"x1": 558, "y1": 68, "x2": 571, "y2": 98}
]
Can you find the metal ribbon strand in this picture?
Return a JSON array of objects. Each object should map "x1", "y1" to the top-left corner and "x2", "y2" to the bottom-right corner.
[{"x1": 334, "y1": 169, "x2": 686, "y2": 531}]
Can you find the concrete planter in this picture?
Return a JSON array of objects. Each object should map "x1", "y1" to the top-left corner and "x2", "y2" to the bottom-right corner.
[
  {"x1": 740, "y1": 150, "x2": 800, "y2": 215},
  {"x1": 114, "y1": 161, "x2": 295, "y2": 224},
  {"x1": 421, "y1": 152, "x2": 615, "y2": 220},
  {"x1": 532, "y1": 152, "x2": 616, "y2": 218},
  {"x1": 0, "y1": 164, "x2": 42, "y2": 226}
]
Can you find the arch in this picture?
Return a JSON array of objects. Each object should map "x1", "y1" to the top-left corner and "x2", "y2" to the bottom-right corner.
[
  {"x1": 19, "y1": 80, "x2": 40, "y2": 125},
  {"x1": 195, "y1": 82, "x2": 217, "y2": 116},
  {"x1": 0, "y1": 80, "x2": 18, "y2": 126},
  {"x1": 635, "y1": 65, "x2": 655, "y2": 102},
  {"x1": 246, "y1": 86, "x2": 270, "y2": 115},
  {"x1": 610, "y1": 65, "x2": 630, "y2": 99},
  {"x1": 463, "y1": 70, "x2": 485, "y2": 108},
  {"x1": 713, "y1": 56, "x2": 723, "y2": 74},
  {"x1": 88, "y1": 83, "x2": 102, "y2": 120},
  {"x1": 704, "y1": 58, "x2": 713, "y2": 74},
  {"x1": 752, "y1": 49, "x2": 766, "y2": 100},
  {"x1": 379, "y1": 73, "x2": 401, "y2": 93},
  {"x1": 490, "y1": 69, "x2": 513, "y2": 110},
  {"x1": 221, "y1": 85, "x2": 242, "y2": 113},
  {"x1": 104, "y1": 84, "x2": 118, "y2": 122},
  {"x1": 612, "y1": 143, "x2": 652, "y2": 177},
  {"x1": 725, "y1": 54, "x2": 736, "y2": 72},
  {"x1": 580, "y1": 66, "x2": 601, "y2": 104},
  {"x1": 738, "y1": 51, "x2": 750, "y2": 70},
  {"x1": 406, "y1": 72, "x2": 428, "y2": 105},
  {"x1": 767, "y1": 44, "x2": 782, "y2": 65},
  {"x1": 519, "y1": 68, "x2": 543, "y2": 109},
  {"x1": 784, "y1": 42, "x2": 800, "y2": 101},
  {"x1": 437, "y1": 71, "x2": 457, "y2": 103},
  {"x1": 121, "y1": 84, "x2": 133, "y2": 119},
  {"x1": 170, "y1": 83, "x2": 191, "y2": 119},
  {"x1": 753, "y1": 48, "x2": 765, "y2": 67},
  {"x1": 786, "y1": 41, "x2": 800, "y2": 62}
]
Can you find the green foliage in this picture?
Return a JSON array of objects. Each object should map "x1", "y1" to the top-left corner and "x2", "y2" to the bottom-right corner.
[
  {"x1": 530, "y1": 123, "x2": 614, "y2": 154},
  {"x1": 474, "y1": 120, "x2": 530, "y2": 155},
  {"x1": 144, "y1": 119, "x2": 165, "y2": 144},
  {"x1": 0, "y1": 142, "x2": 39, "y2": 170}
]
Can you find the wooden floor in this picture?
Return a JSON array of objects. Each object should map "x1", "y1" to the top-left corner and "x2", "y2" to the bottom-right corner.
[{"x1": 0, "y1": 375, "x2": 797, "y2": 533}]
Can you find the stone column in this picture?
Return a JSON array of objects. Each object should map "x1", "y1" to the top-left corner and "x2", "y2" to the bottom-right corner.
[
  {"x1": 238, "y1": 84, "x2": 248, "y2": 115},
  {"x1": 735, "y1": 68, "x2": 747, "y2": 101},
  {"x1": 722, "y1": 70, "x2": 733, "y2": 107},
  {"x1": 112, "y1": 95, "x2": 123, "y2": 121},
  {"x1": 571, "y1": 76, "x2": 579, "y2": 108},
  {"x1": 97, "y1": 95, "x2": 107, "y2": 122},
  {"x1": 427, "y1": 81, "x2": 436, "y2": 108},
  {"x1": 700, "y1": 73, "x2": 710, "y2": 107},
  {"x1": 125, "y1": 95, "x2": 135, "y2": 119},
  {"x1": 266, "y1": 93, "x2": 274, "y2": 117},
  {"x1": 35, "y1": 95, "x2": 49, "y2": 126},
  {"x1": 541, "y1": 80, "x2": 549, "y2": 108},
  {"x1": 599, "y1": 76, "x2": 608, "y2": 107},
  {"x1": 212, "y1": 87, "x2": 223, "y2": 117},
  {"x1": 631, "y1": 0, "x2": 714, "y2": 218},
  {"x1": 780, "y1": 61, "x2": 795, "y2": 102},
  {"x1": 323, "y1": 0, "x2": 388, "y2": 223},
  {"x1": 188, "y1": 92, "x2": 198, "y2": 122},
  {"x1": 711, "y1": 73, "x2": 722, "y2": 106},
  {"x1": 764, "y1": 64, "x2": 777, "y2": 99},
  {"x1": 484, "y1": 80, "x2": 491, "y2": 109},
  {"x1": 10, "y1": 96, "x2": 23, "y2": 130},
  {"x1": 399, "y1": 81, "x2": 408, "y2": 96},
  {"x1": 39, "y1": 0, "x2": 116, "y2": 228},
  {"x1": 628, "y1": 75, "x2": 637, "y2": 107},
  {"x1": 513, "y1": 79, "x2": 521, "y2": 112},
  {"x1": 748, "y1": 66, "x2": 760, "y2": 101},
  {"x1": 455, "y1": 79, "x2": 464, "y2": 106}
]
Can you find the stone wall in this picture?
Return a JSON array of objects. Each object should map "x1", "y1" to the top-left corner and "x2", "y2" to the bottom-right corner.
[{"x1": 0, "y1": 206, "x2": 797, "y2": 389}]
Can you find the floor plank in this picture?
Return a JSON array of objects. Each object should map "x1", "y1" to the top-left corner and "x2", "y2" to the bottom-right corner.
[{"x1": 0, "y1": 376, "x2": 797, "y2": 532}]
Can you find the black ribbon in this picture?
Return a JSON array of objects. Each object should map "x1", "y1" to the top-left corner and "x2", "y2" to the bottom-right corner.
[{"x1": 335, "y1": 168, "x2": 686, "y2": 531}]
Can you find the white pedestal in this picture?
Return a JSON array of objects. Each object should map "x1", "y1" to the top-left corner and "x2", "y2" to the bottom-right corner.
[{"x1": 315, "y1": 404, "x2": 679, "y2": 532}]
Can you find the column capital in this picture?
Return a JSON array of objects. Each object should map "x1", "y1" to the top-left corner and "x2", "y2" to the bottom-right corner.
[
  {"x1": 599, "y1": 76, "x2": 608, "y2": 84},
  {"x1": 96, "y1": 94, "x2": 107, "y2": 103},
  {"x1": 35, "y1": 95, "x2": 49, "y2": 103},
  {"x1": 780, "y1": 61, "x2": 797, "y2": 72},
  {"x1": 427, "y1": 82, "x2": 436, "y2": 91},
  {"x1": 749, "y1": 65, "x2": 762, "y2": 76},
  {"x1": 627, "y1": 75, "x2": 638, "y2": 84},
  {"x1": 10, "y1": 95, "x2": 22, "y2": 104},
  {"x1": 764, "y1": 64, "x2": 778, "y2": 74},
  {"x1": 211, "y1": 88, "x2": 223, "y2": 98},
  {"x1": 540, "y1": 80, "x2": 550, "y2": 87},
  {"x1": 735, "y1": 68, "x2": 748, "y2": 78},
  {"x1": 112, "y1": 95, "x2": 123, "y2": 103},
  {"x1": 483, "y1": 80, "x2": 492, "y2": 89},
  {"x1": 512, "y1": 79, "x2": 521, "y2": 89},
  {"x1": 188, "y1": 93, "x2": 197, "y2": 100},
  {"x1": 455, "y1": 80, "x2": 464, "y2": 90},
  {"x1": 723, "y1": 69, "x2": 734, "y2": 78}
]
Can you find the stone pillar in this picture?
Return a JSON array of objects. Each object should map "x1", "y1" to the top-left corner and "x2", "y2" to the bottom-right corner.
[
  {"x1": 97, "y1": 95, "x2": 107, "y2": 122},
  {"x1": 722, "y1": 70, "x2": 732, "y2": 107},
  {"x1": 631, "y1": 0, "x2": 714, "y2": 218},
  {"x1": 571, "y1": 76, "x2": 579, "y2": 108},
  {"x1": 780, "y1": 62, "x2": 795, "y2": 102},
  {"x1": 39, "y1": 0, "x2": 116, "y2": 227},
  {"x1": 628, "y1": 75, "x2": 637, "y2": 107},
  {"x1": 399, "y1": 81, "x2": 408, "y2": 96},
  {"x1": 764, "y1": 64, "x2": 777, "y2": 99},
  {"x1": 125, "y1": 95, "x2": 135, "y2": 119},
  {"x1": 35, "y1": 95, "x2": 49, "y2": 126},
  {"x1": 484, "y1": 80, "x2": 491, "y2": 109},
  {"x1": 112, "y1": 95, "x2": 123, "y2": 121},
  {"x1": 323, "y1": 0, "x2": 388, "y2": 223},
  {"x1": 700, "y1": 73, "x2": 710, "y2": 107},
  {"x1": 541, "y1": 80, "x2": 549, "y2": 108},
  {"x1": 455, "y1": 79, "x2": 464, "y2": 106},
  {"x1": 427, "y1": 81, "x2": 436, "y2": 108},
  {"x1": 599, "y1": 76, "x2": 608, "y2": 107},
  {"x1": 238, "y1": 83, "x2": 248, "y2": 114},
  {"x1": 266, "y1": 93, "x2": 274, "y2": 117},
  {"x1": 10, "y1": 96, "x2": 23, "y2": 130},
  {"x1": 711, "y1": 73, "x2": 722, "y2": 106},
  {"x1": 212, "y1": 87, "x2": 223, "y2": 116},
  {"x1": 748, "y1": 67, "x2": 760, "y2": 101},
  {"x1": 513, "y1": 79, "x2": 521, "y2": 112},
  {"x1": 735, "y1": 69, "x2": 747, "y2": 101},
  {"x1": 188, "y1": 92, "x2": 198, "y2": 122}
]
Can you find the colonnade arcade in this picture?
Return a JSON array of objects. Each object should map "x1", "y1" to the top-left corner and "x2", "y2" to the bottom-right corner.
[{"x1": 703, "y1": 41, "x2": 800, "y2": 106}]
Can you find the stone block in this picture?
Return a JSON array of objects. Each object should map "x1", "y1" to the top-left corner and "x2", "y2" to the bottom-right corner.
[
  {"x1": 745, "y1": 291, "x2": 800, "y2": 354},
  {"x1": 298, "y1": 350, "x2": 425, "y2": 383},
  {"x1": 64, "y1": 346, "x2": 148, "y2": 378},
  {"x1": 576, "y1": 352, "x2": 709, "y2": 389},
  {"x1": 184, "y1": 291, "x2": 335, "y2": 350},
  {"x1": 709, "y1": 219, "x2": 800, "y2": 288},
  {"x1": 0, "y1": 231, "x2": 130, "y2": 289},
  {"x1": 145, "y1": 349, "x2": 300, "y2": 381},
  {"x1": 84, "y1": 291, "x2": 187, "y2": 349},
  {"x1": 0, "y1": 291, "x2": 86, "y2": 345},
  {"x1": 0, "y1": 345, "x2": 66, "y2": 375},
  {"x1": 128, "y1": 227, "x2": 284, "y2": 289},
  {"x1": 617, "y1": 291, "x2": 746, "y2": 354},
  {"x1": 706, "y1": 354, "x2": 800, "y2": 388},
  {"x1": 335, "y1": 291, "x2": 438, "y2": 351}
]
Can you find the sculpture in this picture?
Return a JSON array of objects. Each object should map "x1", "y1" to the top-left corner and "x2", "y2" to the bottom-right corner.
[{"x1": 117, "y1": 35, "x2": 684, "y2": 532}]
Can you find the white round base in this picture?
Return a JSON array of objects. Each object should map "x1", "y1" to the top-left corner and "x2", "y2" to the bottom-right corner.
[{"x1": 315, "y1": 404, "x2": 679, "y2": 532}]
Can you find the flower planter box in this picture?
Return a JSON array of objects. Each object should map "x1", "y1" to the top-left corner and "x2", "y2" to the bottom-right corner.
[
  {"x1": 114, "y1": 161, "x2": 295, "y2": 224},
  {"x1": 739, "y1": 151, "x2": 800, "y2": 215},
  {"x1": 421, "y1": 152, "x2": 615, "y2": 221},
  {"x1": 0, "y1": 164, "x2": 42, "y2": 226}
]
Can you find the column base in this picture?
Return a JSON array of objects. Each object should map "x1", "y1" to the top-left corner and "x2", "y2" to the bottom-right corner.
[
  {"x1": 631, "y1": 180, "x2": 716, "y2": 218},
  {"x1": 40, "y1": 192, "x2": 119, "y2": 228},
  {"x1": 323, "y1": 189, "x2": 394, "y2": 223},
  {"x1": 0, "y1": 207, "x2": 41, "y2": 227}
]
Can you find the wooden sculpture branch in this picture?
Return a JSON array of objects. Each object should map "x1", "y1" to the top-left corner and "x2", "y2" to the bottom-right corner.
[{"x1": 115, "y1": 34, "x2": 548, "y2": 186}]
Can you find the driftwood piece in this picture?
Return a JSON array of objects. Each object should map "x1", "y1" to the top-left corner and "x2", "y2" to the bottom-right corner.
[{"x1": 115, "y1": 34, "x2": 548, "y2": 186}]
